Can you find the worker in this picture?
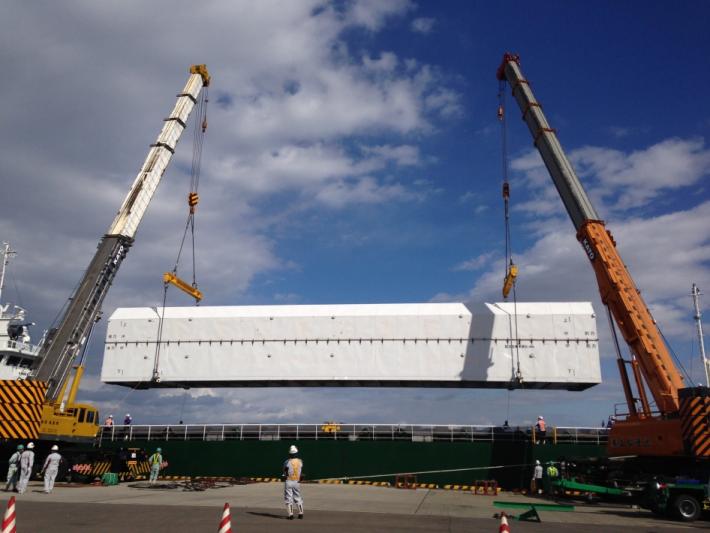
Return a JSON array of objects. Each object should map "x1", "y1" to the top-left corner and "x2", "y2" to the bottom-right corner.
[
  {"x1": 5, "y1": 444, "x2": 23, "y2": 492},
  {"x1": 535, "y1": 416, "x2": 547, "y2": 444},
  {"x1": 148, "y1": 447, "x2": 163, "y2": 484},
  {"x1": 124, "y1": 413, "x2": 132, "y2": 425},
  {"x1": 531, "y1": 459, "x2": 543, "y2": 495},
  {"x1": 42, "y1": 445, "x2": 63, "y2": 494},
  {"x1": 544, "y1": 461, "x2": 559, "y2": 496},
  {"x1": 282, "y1": 445, "x2": 304, "y2": 520},
  {"x1": 104, "y1": 414, "x2": 114, "y2": 427},
  {"x1": 17, "y1": 442, "x2": 35, "y2": 494}
]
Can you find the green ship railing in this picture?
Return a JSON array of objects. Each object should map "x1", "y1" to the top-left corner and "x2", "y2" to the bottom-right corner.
[{"x1": 99, "y1": 423, "x2": 608, "y2": 445}]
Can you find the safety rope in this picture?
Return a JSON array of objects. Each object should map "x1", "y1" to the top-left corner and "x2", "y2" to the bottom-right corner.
[
  {"x1": 498, "y1": 81, "x2": 523, "y2": 387},
  {"x1": 314, "y1": 461, "x2": 539, "y2": 482}
]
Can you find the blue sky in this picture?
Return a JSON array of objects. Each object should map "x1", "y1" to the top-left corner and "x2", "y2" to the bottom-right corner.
[{"x1": 0, "y1": 1, "x2": 708, "y2": 428}]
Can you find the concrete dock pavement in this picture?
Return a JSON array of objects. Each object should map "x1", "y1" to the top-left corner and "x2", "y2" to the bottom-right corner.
[{"x1": 1, "y1": 481, "x2": 706, "y2": 532}]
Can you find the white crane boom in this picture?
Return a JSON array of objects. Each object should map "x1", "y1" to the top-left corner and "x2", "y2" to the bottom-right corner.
[{"x1": 33, "y1": 65, "x2": 210, "y2": 402}]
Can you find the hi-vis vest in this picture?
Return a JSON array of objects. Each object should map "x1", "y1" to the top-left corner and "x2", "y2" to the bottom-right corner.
[
  {"x1": 284, "y1": 458, "x2": 302, "y2": 481},
  {"x1": 150, "y1": 453, "x2": 162, "y2": 466}
]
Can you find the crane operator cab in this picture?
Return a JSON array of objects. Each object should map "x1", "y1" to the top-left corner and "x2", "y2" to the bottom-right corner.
[{"x1": 38, "y1": 365, "x2": 100, "y2": 442}]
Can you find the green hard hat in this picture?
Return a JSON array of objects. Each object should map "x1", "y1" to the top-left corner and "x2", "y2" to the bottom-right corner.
[
  {"x1": 156, "y1": 447, "x2": 162, "y2": 452},
  {"x1": 17, "y1": 445, "x2": 23, "y2": 451}
]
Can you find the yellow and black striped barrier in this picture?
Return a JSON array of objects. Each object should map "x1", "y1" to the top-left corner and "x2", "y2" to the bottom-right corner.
[
  {"x1": 0, "y1": 379, "x2": 46, "y2": 439},
  {"x1": 443, "y1": 484, "x2": 471, "y2": 491},
  {"x1": 71, "y1": 460, "x2": 151, "y2": 480},
  {"x1": 679, "y1": 387, "x2": 710, "y2": 458}
]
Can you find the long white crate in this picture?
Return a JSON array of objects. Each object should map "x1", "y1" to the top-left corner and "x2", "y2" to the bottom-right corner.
[{"x1": 101, "y1": 302, "x2": 601, "y2": 390}]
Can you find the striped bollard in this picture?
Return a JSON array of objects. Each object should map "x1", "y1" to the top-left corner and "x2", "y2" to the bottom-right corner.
[
  {"x1": 498, "y1": 511, "x2": 510, "y2": 532},
  {"x1": 2, "y1": 496, "x2": 16, "y2": 533},
  {"x1": 218, "y1": 502, "x2": 232, "y2": 533}
]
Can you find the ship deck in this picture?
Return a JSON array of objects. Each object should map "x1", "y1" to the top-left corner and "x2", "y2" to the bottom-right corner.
[{"x1": 4, "y1": 480, "x2": 703, "y2": 532}]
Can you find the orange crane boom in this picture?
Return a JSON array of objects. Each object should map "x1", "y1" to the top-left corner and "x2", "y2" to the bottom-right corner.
[{"x1": 496, "y1": 53, "x2": 708, "y2": 458}]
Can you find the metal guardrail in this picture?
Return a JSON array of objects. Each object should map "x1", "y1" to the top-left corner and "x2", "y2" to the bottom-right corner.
[
  {"x1": 0, "y1": 338, "x2": 41, "y2": 355},
  {"x1": 99, "y1": 423, "x2": 609, "y2": 445}
]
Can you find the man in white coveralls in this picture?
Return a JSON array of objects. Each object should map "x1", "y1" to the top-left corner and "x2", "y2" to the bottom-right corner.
[
  {"x1": 42, "y1": 445, "x2": 63, "y2": 493},
  {"x1": 282, "y1": 445, "x2": 304, "y2": 520},
  {"x1": 5, "y1": 444, "x2": 23, "y2": 492},
  {"x1": 17, "y1": 442, "x2": 34, "y2": 494}
]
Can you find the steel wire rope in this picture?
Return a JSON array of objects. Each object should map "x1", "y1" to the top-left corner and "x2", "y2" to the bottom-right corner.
[
  {"x1": 658, "y1": 325, "x2": 695, "y2": 387},
  {"x1": 150, "y1": 88, "x2": 208, "y2": 388},
  {"x1": 498, "y1": 80, "x2": 523, "y2": 388},
  {"x1": 314, "y1": 460, "x2": 543, "y2": 482}
]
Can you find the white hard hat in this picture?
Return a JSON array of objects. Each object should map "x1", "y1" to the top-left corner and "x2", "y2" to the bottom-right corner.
[
  {"x1": 27, "y1": 442, "x2": 34, "y2": 449},
  {"x1": 126, "y1": 413, "x2": 131, "y2": 416},
  {"x1": 538, "y1": 416, "x2": 543, "y2": 420},
  {"x1": 289, "y1": 445, "x2": 298, "y2": 454},
  {"x1": 535, "y1": 460, "x2": 540, "y2": 465},
  {"x1": 51, "y1": 445, "x2": 59, "y2": 451},
  {"x1": 109, "y1": 415, "x2": 113, "y2": 418}
]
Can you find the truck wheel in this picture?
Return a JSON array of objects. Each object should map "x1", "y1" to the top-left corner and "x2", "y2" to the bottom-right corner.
[{"x1": 672, "y1": 494, "x2": 701, "y2": 522}]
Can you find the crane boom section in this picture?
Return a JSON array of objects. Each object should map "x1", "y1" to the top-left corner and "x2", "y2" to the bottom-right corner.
[
  {"x1": 33, "y1": 67, "x2": 209, "y2": 402},
  {"x1": 581, "y1": 221, "x2": 683, "y2": 413},
  {"x1": 497, "y1": 54, "x2": 684, "y2": 415},
  {"x1": 108, "y1": 72, "x2": 206, "y2": 238},
  {"x1": 497, "y1": 55, "x2": 598, "y2": 230}
]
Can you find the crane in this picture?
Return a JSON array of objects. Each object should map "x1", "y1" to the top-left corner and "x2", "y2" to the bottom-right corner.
[
  {"x1": 496, "y1": 53, "x2": 709, "y2": 462},
  {"x1": 0, "y1": 65, "x2": 210, "y2": 442}
]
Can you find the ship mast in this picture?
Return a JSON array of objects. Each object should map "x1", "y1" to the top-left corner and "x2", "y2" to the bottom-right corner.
[
  {"x1": 0, "y1": 242, "x2": 16, "y2": 304},
  {"x1": 691, "y1": 283, "x2": 709, "y2": 387}
]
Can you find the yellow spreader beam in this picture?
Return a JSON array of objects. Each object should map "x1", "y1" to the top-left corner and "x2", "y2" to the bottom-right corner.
[
  {"x1": 502, "y1": 263, "x2": 518, "y2": 298},
  {"x1": 163, "y1": 272, "x2": 203, "y2": 302}
]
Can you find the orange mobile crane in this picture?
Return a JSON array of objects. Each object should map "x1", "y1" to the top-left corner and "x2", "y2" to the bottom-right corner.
[{"x1": 496, "y1": 54, "x2": 709, "y2": 466}]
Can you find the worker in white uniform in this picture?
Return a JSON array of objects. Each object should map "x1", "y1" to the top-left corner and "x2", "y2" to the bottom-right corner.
[
  {"x1": 17, "y1": 442, "x2": 35, "y2": 494},
  {"x1": 42, "y1": 445, "x2": 63, "y2": 493},
  {"x1": 282, "y1": 445, "x2": 304, "y2": 520},
  {"x1": 532, "y1": 459, "x2": 543, "y2": 495},
  {"x1": 5, "y1": 444, "x2": 23, "y2": 491}
]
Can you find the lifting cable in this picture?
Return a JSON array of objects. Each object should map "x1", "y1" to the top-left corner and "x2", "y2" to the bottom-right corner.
[
  {"x1": 150, "y1": 88, "x2": 209, "y2": 384},
  {"x1": 498, "y1": 80, "x2": 523, "y2": 390}
]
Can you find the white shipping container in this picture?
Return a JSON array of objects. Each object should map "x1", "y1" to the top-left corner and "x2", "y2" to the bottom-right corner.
[{"x1": 101, "y1": 302, "x2": 601, "y2": 390}]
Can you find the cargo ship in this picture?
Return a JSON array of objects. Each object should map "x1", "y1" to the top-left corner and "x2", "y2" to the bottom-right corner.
[{"x1": 95, "y1": 422, "x2": 608, "y2": 488}]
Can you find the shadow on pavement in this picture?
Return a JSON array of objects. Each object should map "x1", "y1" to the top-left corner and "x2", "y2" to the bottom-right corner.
[{"x1": 247, "y1": 510, "x2": 289, "y2": 520}]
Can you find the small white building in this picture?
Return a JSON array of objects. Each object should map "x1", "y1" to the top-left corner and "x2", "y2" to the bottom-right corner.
[{"x1": 101, "y1": 302, "x2": 601, "y2": 390}]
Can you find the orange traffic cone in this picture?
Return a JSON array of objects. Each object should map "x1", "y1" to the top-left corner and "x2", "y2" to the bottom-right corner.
[
  {"x1": 2, "y1": 496, "x2": 17, "y2": 533},
  {"x1": 218, "y1": 502, "x2": 232, "y2": 533},
  {"x1": 498, "y1": 511, "x2": 510, "y2": 533}
]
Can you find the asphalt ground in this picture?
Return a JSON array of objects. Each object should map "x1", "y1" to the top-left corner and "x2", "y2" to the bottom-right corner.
[{"x1": 2, "y1": 481, "x2": 707, "y2": 532}]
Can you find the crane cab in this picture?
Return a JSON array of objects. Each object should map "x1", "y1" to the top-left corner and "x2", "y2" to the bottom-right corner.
[{"x1": 39, "y1": 402, "x2": 99, "y2": 442}]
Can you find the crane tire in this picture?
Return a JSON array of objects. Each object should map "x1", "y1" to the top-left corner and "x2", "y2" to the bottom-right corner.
[{"x1": 672, "y1": 493, "x2": 701, "y2": 522}]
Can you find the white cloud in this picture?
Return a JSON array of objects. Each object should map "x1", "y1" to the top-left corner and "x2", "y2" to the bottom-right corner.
[
  {"x1": 411, "y1": 17, "x2": 435, "y2": 34},
  {"x1": 512, "y1": 138, "x2": 710, "y2": 214},
  {"x1": 363, "y1": 51, "x2": 398, "y2": 72},
  {"x1": 469, "y1": 201, "x2": 710, "y2": 343},
  {"x1": 362, "y1": 144, "x2": 421, "y2": 166},
  {"x1": 344, "y1": 0, "x2": 414, "y2": 31},
  {"x1": 571, "y1": 138, "x2": 710, "y2": 209},
  {"x1": 315, "y1": 176, "x2": 412, "y2": 208},
  {"x1": 452, "y1": 252, "x2": 497, "y2": 272}
]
